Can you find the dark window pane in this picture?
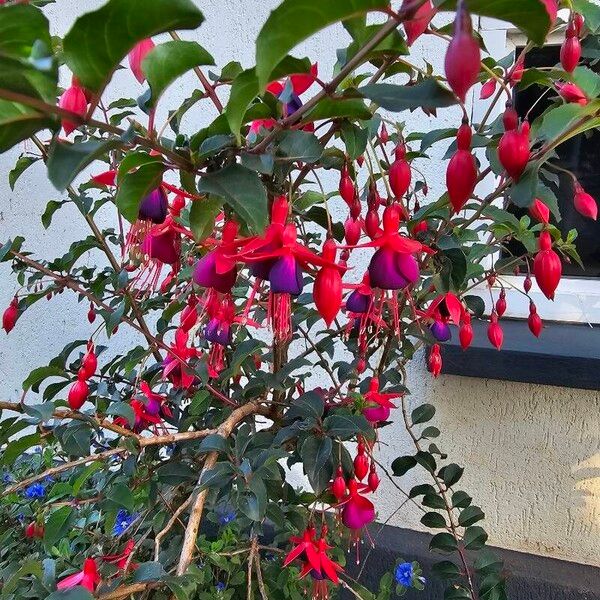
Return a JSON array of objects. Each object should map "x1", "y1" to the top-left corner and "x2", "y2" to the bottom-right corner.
[{"x1": 504, "y1": 46, "x2": 600, "y2": 277}]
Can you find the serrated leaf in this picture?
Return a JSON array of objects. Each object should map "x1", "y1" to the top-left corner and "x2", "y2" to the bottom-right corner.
[
  {"x1": 142, "y1": 40, "x2": 214, "y2": 107},
  {"x1": 63, "y1": 0, "x2": 205, "y2": 92},
  {"x1": 197, "y1": 163, "x2": 268, "y2": 233}
]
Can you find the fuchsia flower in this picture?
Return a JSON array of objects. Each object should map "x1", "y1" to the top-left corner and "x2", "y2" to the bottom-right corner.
[
  {"x1": 103, "y1": 539, "x2": 138, "y2": 571},
  {"x1": 128, "y1": 39, "x2": 155, "y2": 83},
  {"x1": 339, "y1": 478, "x2": 376, "y2": 532},
  {"x1": 266, "y1": 63, "x2": 318, "y2": 97},
  {"x1": 362, "y1": 377, "x2": 400, "y2": 424},
  {"x1": 58, "y1": 82, "x2": 88, "y2": 135},
  {"x1": 162, "y1": 328, "x2": 198, "y2": 389},
  {"x1": 556, "y1": 82, "x2": 588, "y2": 105},
  {"x1": 57, "y1": 558, "x2": 100, "y2": 592},
  {"x1": 402, "y1": 0, "x2": 436, "y2": 46}
]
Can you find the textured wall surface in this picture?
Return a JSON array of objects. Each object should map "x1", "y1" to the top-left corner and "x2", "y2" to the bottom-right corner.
[{"x1": 0, "y1": 0, "x2": 598, "y2": 567}]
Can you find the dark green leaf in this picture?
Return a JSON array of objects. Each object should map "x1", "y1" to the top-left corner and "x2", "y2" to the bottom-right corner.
[
  {"x1": 276, "y1": 130, "x2": 323, "y2": 163},
  {"x1": 255, "y1": 0, "x2": 389, "y2": 88},
  {"x1": 226, "y1": 69, "x2": 259, "y2": 142},
  {"x1": 303, "y1": 97, "x2": 372, "y2": 122},
  {"x1": 63, "y1": 0, "x2": 205, "y2": 91},
  {"x1": 391, "y1": 455, "x2": 417, "y2": 477},
  {"x1": 459, "y1": 505, "x2": 485, "y2": 527},
  {"x1": 437, "y1": 0, "x2": 550, "y2": 45},
  {"x1": 197, "y1": 163, "x2": 268, "y2": 233},
  {"x1": 301, "y1": 436, "x2": 333, "y2": 493},
  {"x1": 47, "y1": 139, "x2": 123, "y2": 191},
  {"x1": 464, "y1": 295, "x2": 485, "y2": 318},
  {"x1": 9, "y1": 156, "x2": 40, "y2": 190},
  {"x1": 509, "y1": 163, "x2": 539, "y2": 209},
  {"x1": 132, "y1": 561, "x2": 166, "y2": 582},
  {"x1": 429, "y1": 532, "x2": 458, "y2": 553},
  {"x1": 463, "y1": 526, "x2": 488, "y2": 550},
  {"x1": 415, "y1": 450, "x2": 437, "y2": 473},
  {"x1": 421, "y1": 511, "x2": 447, "y2": 529},
  {"x1": 106, "y1": 482, "x2": 135, "y2": 511},
  {"x1": 0, "y1": 5, "x2": 52, "y2": 58},
  {"x1": 0, "y1": 433, "x2": 40, "y2": 466},
  {"x1": 198, "y1": 434, "x2": 228, "y2": 453},
  {"x1": 105, "y1": 402, "x2": 136, "y2": 428},
  {"x1": 411, "y1": 403, "x2": 435, "y2": 425},
  {"x1": 340, "y1": 121, "x2": 369, "y2": 159},
  {"x1": 142, "y1": 40, "x2": 214, "y2": 107},
  {"x1": 440, "y1": 463, "x2": 464, "y2": 487},
  {"x1": 422, "y1": 426, "x2": 440, "y2": 439},
  {"x1": 156, "y1": 462, "x2": 197, "y2": 485},
  {"x1": 0, "y1": 100, "x2": 55, "y2": 153},
  {"x1": 323, "y1": 413, "x2": 371, "y2": 438},
  {"x1": 115, "y1": 156, "x2": 165, "y2": 223},
  {"x1": 44, "y1": 506, "x2": 74, "y2": 548},
  {"x1": 360, "y1": 79, "x2": 457, "y2": 113},
  {"x1": 287, "y1": 391, "x2": 325, "y2": 420},
  {"x1": 199, "y1": 462, "x2": 234, "y2": 490},
  {"x1": 422, "y1": 494, "x2": 447, "y2": 510},
  {"x1": 189, "y1": 196, "x2": 222, "y2": 242},
  {"x1": 22, "y1": 365, "x2": 66, "y2": 392},
  {"x1": 432, "y1": 560, "x2": 461, "y2": 580},
  {"x1": 452, "y1": 491, "x2": 472, "y2": 509}
]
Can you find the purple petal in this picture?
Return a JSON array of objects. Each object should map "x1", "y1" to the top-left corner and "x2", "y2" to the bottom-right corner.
[
  {"x1": 395, "y1": 253, "x2": 419, "y2": 284},
  {"x1": 139, "y1": 188, "x2": 167, "y2": 224},
  {"x1": 204, "y1": 318, "x2": 231, "y2": 346},
  {"x1": 430, "y1": 320, "x2": 452, "y2": 342},
  {"x1": 193, "y1": 251, "x2": 237, "y2": 293},
  {"x1": 368, "y1": 248, "x2": 409, "y2": 290},
  {"x1": 142, "y1": 231, "x2": 178, "y2": 264},
  {"x1": 346, "y1": 290, "x2": 370, "y2": 313},
  {"x1": 269, "y1": 255, "x2": 303, "y2": 295}
]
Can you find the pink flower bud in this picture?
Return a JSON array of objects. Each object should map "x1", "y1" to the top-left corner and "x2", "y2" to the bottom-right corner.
[
  {"x1": 573, "y1": 184, "x2": 598, "y2": 220},
  {"x1": 444, "y1": 5, "x2": 481, "y2": 102},
  {"x1": 480, "y1": 78, "x2": 497, "y2": 99},
  {"x1": 128, "y1": 39, "x2": 155, "y2": 84},
  {"x1": 58, "y1": 84, "x2": 88, "y2": 136},
  {"x1": 556, "y1": 82, "x2": 588, "y2": 105},
  {"x1": 529, "y1": 198, "x2": 550, "y2": 224},
  {"x1": 487, "y1": 312, "x2": 503, "y2": 350},
  {"x1": 2, "y1": 298, "x2": 18, "y2": 334},
  {"x1": 534, "y1": 231, "x2": 562, "y2": 300}
]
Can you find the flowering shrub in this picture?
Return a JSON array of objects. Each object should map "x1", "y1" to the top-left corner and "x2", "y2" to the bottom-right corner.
[{"x1": 0, "y1": 0, "x2": 597, "y2": 599}]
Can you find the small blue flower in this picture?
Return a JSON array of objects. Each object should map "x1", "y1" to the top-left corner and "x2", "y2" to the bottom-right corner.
[
  {"x1": 1, "y1": 471, "x2": 13, "y2": 484},
  {"x1": 218, "y1": 510, "x2": 236, "y2": 526},
  {"x1": 215, "y1": 582, "x2": 226, "y2": 592},
  {"x1": 395, "y1": 562, "x2": 414, "y2": 587},
  {"x1": 16, "y1": 513, "x2": 25, "y2": 524},
  {"x1": 112, "y1": 509, "x2": 138, "y2": 536},
  {"x1": 23, "y1": 483, "x2": 46, "y2": 499}
]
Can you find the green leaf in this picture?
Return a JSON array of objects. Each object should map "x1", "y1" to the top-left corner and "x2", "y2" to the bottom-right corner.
[
  {"x1": 199, "y1": 462, "x2": 234, "y2": 490},
  {"x1": 226, "y1": 68, "x2": 259, "y2": 143},
  {"x1": 255, "y1": 0, "x2": 389, "y2": 88},
  {"x1": 44, "y1": 506, "x2": 74, "y2": 548},
  {"x1": 340, "y1": 121, "x2": 369, "y2": 159},
  {"x1": 115, "y1": 157, "x2": 165, "y2": 223},
  {"x1": 0, "y1": 433, "x2": 40, "y2": 466},
  {"x1": 537, "y1": 101, "x2": 600, "y2": 143},
  {"x1": 0, "y1": 99, "x2": 55, "y2": 153},
  {"x1": 359, "y1": 79, "x2": 457, "y2": 113},
  {"x1": 573, "y1": 0, "x2": 600, "y2": 32},
  {"x1": 106, "y1": 482, "x2": 135, "y2": 511},
  {"x1": 105, "y1": 402, "x2": 136, "y2": 428},
  {"x1": 189, "y1": 196, "x2": 223, "y2": 241},
  {"x1": 509, "y1": 163, "x2": 539, "y2": 209},
  {"x1": 72, "y1": 461, "x2": 103, "y2": 496},
  {"x1": 23, "y1": 365, "x2": 66, "y2": 392},
  {"x1": 197, "y1": 163, "x2": 268, "y2": 233},
  {"x1": 463, "y1": 526, "x2": 488, "y2": 550},
  {"x1": 432, "y1": 560, "x2": 462, "y2": 580},
  {"x1": 301, "y1": 436, "x2": 333, "y2": 494},
  {"x1": 132, "y1": 562, "x2": 166, "y2": 583},
  {"x1": 0, "y1": 55, "x2": 57, "y2": 102},
  {"x1": 9, "y1": 156, "x2": 40, "y2": 190},
  {"x1": 47, "y1": 139, "x2": 123, "y2": 191},
  {"x1": 302, "y1": 97, "x2": 372, "y2": 122},
  {"x1": 391, "y1": 455, "x2": 417, "y2": 476},
  {"x1": 452, "y1": 490, "x2": 473, "y2": 508},
  {"x1": 198, "y1": 434, "x2": 229, "y2": 454},
  {"x1": 479, "y1": 572, "x2": 506, "y2": 600},
  {"x1": 276, "y1": 130, "x2": 323, "y2": 163},
  {"x1": 421, "y1": 511, "x2": 447, "y2": 529},
  {"x1": 422, "y1": 493, "x2": 447, "y2": 510},
  {"x1": 412, "y1": 403, "x2": 435, "y2": 425},
  {"x1": 459, "y1": 505, "x2": 485, "y2": 527},
  {"x1": 437, "y1": 0, "x2": 550, "y2": 45},
  {"x1": 440, "y1": 463, "x2": 464, "y2": 487},
  {"x1": 156, "y1": 462, "x2": 197, "y2": 485},
  {"x1": 0, "y1": 5, "x2": 52, "y2": 58},
  {"x1": 323, "y1": 413, "x2": 371, "y2": 439},
  {"x1": 63, "y1": 0, "x2": 205, "y2": 92},
  {"x1": 429, "y1": 532, "x2": 458, "y2": 553},
  {"x1": 287, "y1": 391, "x2": 325, "y2": 420},
  {"x1": 2, "y1": 560, "x2": 43, "y2": 597},
  {"x1": 142, "y1": 40, "x2": 214, "y2": 107}
]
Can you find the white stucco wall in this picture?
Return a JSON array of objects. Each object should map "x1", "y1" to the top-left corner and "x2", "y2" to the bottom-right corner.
[{"x1": 0, "y1": 0, "x2": 598, "y2": 567}]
